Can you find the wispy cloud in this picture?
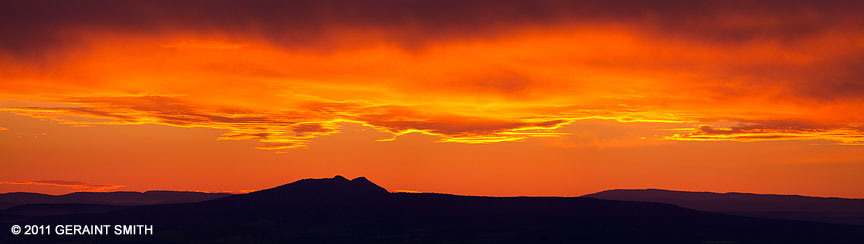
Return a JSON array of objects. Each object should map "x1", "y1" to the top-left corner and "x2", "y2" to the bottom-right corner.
[
  {"x1": 0, "y1": 180, "x2": 125, "y2": 192},
  {"x1": 2, "y1": 95, "x2": 575, "y2": 150},
  {"x1": 665, "y1": 121, "x2": 864, "y2": 145}
]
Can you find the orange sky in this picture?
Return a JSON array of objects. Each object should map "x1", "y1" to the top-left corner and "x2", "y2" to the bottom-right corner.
[{"x1": 1, "y1": 1, "x2": 864, "y2": 197}]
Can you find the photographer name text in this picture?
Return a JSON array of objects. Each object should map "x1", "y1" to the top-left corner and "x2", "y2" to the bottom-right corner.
[{"x1": 11, "y1": 224, "x2": 153, "y2": 235}]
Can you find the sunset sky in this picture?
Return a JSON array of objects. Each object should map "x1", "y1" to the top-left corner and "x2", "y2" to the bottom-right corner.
[{"x1": 2, "y1": 0, "x2": 863, "y2": 197}]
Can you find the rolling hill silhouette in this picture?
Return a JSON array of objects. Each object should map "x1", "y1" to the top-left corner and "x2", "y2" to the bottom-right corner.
[
  {"x1": 3, "y1": 176, "x2": 862, "y2": 243},
  {"x1": 0, "y1": 191, "x2": 232, "y2": 210},
  {"x1": 584, "y1": 189, "x2": 864, "y2": 225},
  {"x1": 0, "y1": 191, "x2": 232, "y2": 224}
]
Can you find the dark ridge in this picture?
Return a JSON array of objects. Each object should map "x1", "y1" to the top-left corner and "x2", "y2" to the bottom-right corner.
[
  {"x1": 211, "y1": 175, "x2": 390, "y2": 206},
  {"x1": 0, "y1": 193, "x2": 53, "y2": 210},
  {"x1": 3, "y1": 176, "x2": 862, "y2": 244},
  {"x1": 0, "y1": 192, "x2": 52, "y2": 197},
  {"x1": 0, "y1": 203, "x2": 127, "y2": 216},
  {"x1": 254, "y1": 175, "x2": 388, "y2": 195},
  {"x1": 350, "y1": 176, "x2": 389, "y2": 194},
  {"x1": 0, "y1": 190, "x2": 232, "y2": 210},
  {"x1": 584, "y1": 189, "x2": 864, "y2": 225}
]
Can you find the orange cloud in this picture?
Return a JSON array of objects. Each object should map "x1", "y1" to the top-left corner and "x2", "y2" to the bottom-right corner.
[
  {"x1": 666, "y1": 121, "x2": 864, "y2": 145},
  {"x1": 0, "y1": 180, "x2": 125, "y2": 192},
  {"x1": 1, "y1": 95, "x2": 573, "y2": 150},
  {"x1": 1, "y1": 1, "x2": 863, "y2": 151}
]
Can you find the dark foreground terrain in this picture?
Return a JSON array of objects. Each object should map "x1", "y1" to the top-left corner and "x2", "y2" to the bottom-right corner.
[
  {"x1": 3, "y1": 176, "x2": 863, "y2": 243},
  {"x1": 0, "y1": 191, "x2": 233, "y2": 210},
  {"x1": 0, "y1": 191, "x2": 232, "y2": 223},
  {"x1": 585, "y1": 189, "x2": 864, "y2": 226}
]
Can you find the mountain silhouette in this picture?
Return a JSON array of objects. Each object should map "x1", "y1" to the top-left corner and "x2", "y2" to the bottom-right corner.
[
  {"x1": 0, "y1": 204, "x2": 127, "y2": 223},
  {"x1": 3, "y1": 176, "x2": 862, "y2": 244},
  {"x1": 0, "y1": 191, "x2": 232, "y2": 224},
  {"x1": 584, "y1": 189, "x2": 864, "y2": 225},
  {"x1": 0, "y1": 191, "x2": 232, "y2": 210}
]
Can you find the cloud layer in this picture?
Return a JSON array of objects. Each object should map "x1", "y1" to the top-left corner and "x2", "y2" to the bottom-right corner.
[
  {"x1": 0, "y1": 180, "x2": 124, "y2": 192},
  {"x1": 2, "y1": 0, "x2": 863, "y2": 150}
]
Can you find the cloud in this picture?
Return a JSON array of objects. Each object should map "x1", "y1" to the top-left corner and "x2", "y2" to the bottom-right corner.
[
  {"x1": 3, "y1": 0, "x2": 863, "y2": 58},
  {"x1": 255, "y1": 143, "x2": 305, "y2": 151},
  {"x1": 0, "y1": 180, "x2": 125, "y2": 192},
  {"x1": 2, "y1": 95, "x2": 576, "y2": 150},
  {"x1": 1, "y1": 0, "x2": 863, "y2": 149},
  {"x1": 666, "y1": 120, "x2": 864, "y2": 145}
]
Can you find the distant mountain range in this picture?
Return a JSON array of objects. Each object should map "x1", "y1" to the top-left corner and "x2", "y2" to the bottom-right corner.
[
  {"x1": 0, "y1": 191, "x2": 232, "y2": 223},
  {"x1": 584, "y1": 189, "x2": 864, "y2": 226},
  {"x1": 0, "y1": 191, "x2": 232, "y2": 210},
  {"x1": 2, "y1": 177, "x2": 862, "y2": 243}
]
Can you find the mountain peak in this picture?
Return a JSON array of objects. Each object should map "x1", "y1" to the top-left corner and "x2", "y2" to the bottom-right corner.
[
  {"x1": 350, "y1": 176, "x2": 370, "y2": 183},
  {"x1": 349, "y1": 177, "x2": 387, "y2": 193},
  {"x1": 246, "y1": 176, "x2": 390, "y2": 200}
]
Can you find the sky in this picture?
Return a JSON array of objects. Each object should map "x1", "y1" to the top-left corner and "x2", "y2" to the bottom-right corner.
[{"x1": 1, "y1": 0, "x2": 864, "y2": 197}]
